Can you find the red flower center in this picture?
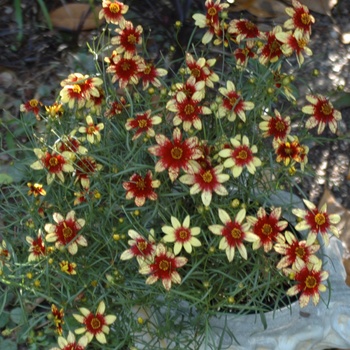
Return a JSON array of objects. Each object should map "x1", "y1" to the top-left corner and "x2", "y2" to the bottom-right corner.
[
  {"x1": 275, "y1": 120, "x2": 286, "y2": 131},
  {"x1": 184, "y1": 104, "x2": 195, "y2": 115},
  {"x1": 49, "y1": 157, "x2": 59, "y2": 167},
  {"x1": 191, "y1": 68, "x2": 201, "y2": 78}
]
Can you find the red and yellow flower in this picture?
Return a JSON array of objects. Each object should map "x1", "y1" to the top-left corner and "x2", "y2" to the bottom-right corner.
[
  {"x1": 209, "y1": 208, "x2": 258, "y2": 261},
  {"x1": 218, "y1": 80, "x2": 254, "y2": 122},
  {"x1": 259, "y1": 109, "x2": 291, "y2": 141},
  {"x1": 179, "y1": 163, "x2": 229, "y2": 207},
  {"x1": 30, "y1": 149, "x2": 74, "y2": 184},
  {"x1": 292, "y1": 199, "x2": 341, "y2": 246},
  {"x1": 219, "y1": 135, "x2": 261, "y2": 178},
  {"x1": 283, "y1": 0, "x2": 315, "y2": 37},
  {"x1": 78, "y1": 115, "x2": 104, "y2": 144},
  {"x1": 26, "y1": 230, "x2": 46, "y2": 261},
  {"x1": 20, "y1": 99, "x2": 42, "y2": 118},
  {"x1": 148, "y1": 127, "x2": 202, "y2": 182},
  {"x1": 247, "y1": 207, "x2": 288, "y2": 252},
  {"x1": 27, "y1": 182, "x2": 46, "y2": 197},
  {"x1": 99, "y1": 0, "x2": 129, "y2": 25},
  {"x1": 139, "y1": 61, "x2": 168, "y2": 90},
  {"x1": 45, "y1": 210, "x2": 87, "y2": 255},
  {"x1": 120, "y1": 229, "x2": 156, "y2": 263},
  {"x1": 122, "y1": 170, "x2": 160, "y2": 207},
  {"x1": 111, "y1": 20, "x2": 143, "y2": 54},
  {"x1": 162, "y1": 215, "x2": 201, "y2": 255},
  {"x1": 192, "y1": 0, "x2": 229, "y2": 44},
  {"x1": 59, "y1": 260, "x2": 77, "y2": 275},
  {"x1": 73, "y1": 300, "x2": 117, "y2": 343},
  {"x1": 274, "y1": 230, "x2": 320, "y2": 269},
  {"x1": 286, "y1": 259, "x2": 328, "y2": 308},
  {"x1": 51, "y1": 304, "x2": 65, "y2": 335},
  {"x1": 74, "y1": 156, "x2": 103, "y2": 189},
  {"x1": 51, "y1": 331, "x2": 88, "y2": 350},
  {"x1": 106, "y1": 52, "x2": 145, "y2": 88},
  {"x1": 139, "y1": 243, "x2": 188, "y2": 291},
  {"x1": 302, "y1": 94, "x2": 342, "y2": 134},
  {"x1": 125, "y1": 109, "x2": 162, "y2": 140}
]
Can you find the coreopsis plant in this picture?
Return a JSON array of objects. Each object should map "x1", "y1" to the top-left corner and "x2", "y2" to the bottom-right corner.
[{"x1": 0, "y1": 0, "x2": 343, "y2": 348}]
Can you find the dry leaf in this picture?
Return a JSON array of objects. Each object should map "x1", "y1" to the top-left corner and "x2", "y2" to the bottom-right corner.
[
  {"x1": 50, "y1": 4, "x2": 103, "y2": 31},
  {"x1": 229, "y1": 0, "x2": 288, "y2": 18},
  {"x1": 298, "y1": 0, "x2": 338, "y2": 16},
  {"x1": 229, "y1": 0, "x2": 338, "y2": 18}
]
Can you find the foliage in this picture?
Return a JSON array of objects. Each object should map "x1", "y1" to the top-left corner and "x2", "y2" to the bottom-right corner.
[{"x1": 0, "y1": 0, "x2": 343, "y2": 349}]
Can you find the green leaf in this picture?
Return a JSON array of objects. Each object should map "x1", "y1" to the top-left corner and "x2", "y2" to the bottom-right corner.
[
  {"x1": 0, "y1": 339, "x2": 17, "y2": 350},
  {"x1": 333, "y1": 91, "x2": 350, "y2": 109},
  {"x1": 0, "y1": 173, "x2": 13, "y2": 184},
  {"x1": 0, "y1": 311, "x2": 10, "y2": 328},
  {"x1": 10, "y1": 307, "x2": 25, "y2": 325}
]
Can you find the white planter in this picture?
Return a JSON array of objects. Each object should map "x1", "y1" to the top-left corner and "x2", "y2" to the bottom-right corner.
[
  {"x1": 133, "y1": 237, "x2": 350, "y2": 349},
  {"x1": 207, "y1": 237, "x2": 350, "y2": 350}
]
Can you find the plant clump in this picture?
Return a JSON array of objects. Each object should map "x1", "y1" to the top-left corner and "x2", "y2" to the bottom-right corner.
[{"x1": 0, "y1": 0, "x2": 343, "y2": 348}]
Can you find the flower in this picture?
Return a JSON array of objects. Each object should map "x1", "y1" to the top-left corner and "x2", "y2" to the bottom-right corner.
[
  {"x1": 274, "y1": 230, "x2": 320, "y2": 269},
  {"x1": 247, "y1": 207, "x2": 288, "y2": 252},
  {"x1": 283, "y1": 0, "x2": 315, "y2": 36},
  {"x1": 192, "y1": 0, "x2": 229, "y2": 44},
  {"x1": 217, "y1": 80, "x2": 254, "y2": 122},
  {"x1": 139, "y1": 243, "x2": 188, "y2": 291},
  {"x1": 218, "y1": 135, "x2": 262, "y2": 177},
  {"x1": 74, "y1": 156, "x2": 103, "y2": 189},
  {"x1": 111, "y1": 20, "x2": 143, "y2": 54},
  {"x1": 45, "y1": 211, "x2": 87, "y2": 255},
  {"x1": 139, "y1": 61, "x2": 168, "y2": 90},
  {"x1": 20, "y1": 99, "x2": 42, "y2": 118},
  {"x1": 148, "y1": 127, "x2": 203, "y2": 182},
  {"x1": 99, "y1": 0, "x2": 129, "y2": 25},
  {"x1": 302, "y1": 94, "x2": 342, "y2": 134},
  {"x1": 106, "y1": 52, "x2": 145, "y2": 88},
  {"x1": 292, "y1": 199, "x2": 341, "y2": 246},
  {"x1": 30, "y1": 149, "x2": 74, "y2": 184},
  {"x1": 276, "y1": 30, "x2": 312, "y2": 66},
  {"x1": 59, "y1": 73, "x2": 103, "y2": 109},
  {"x1": 179, "y1": 163, "x2": 229, "y2": 207},
  {"x1": 73, "y1": 301, "x2": 117, "y2": 343},
  {"x1": 78, "y1": 115, "x2": 104, "y2": 144},
  {"x1": 185, "y1": 52, "x2": 219, "y2": 88},
  {"x1": 125, "y1": 109, "x2": 162, "y2": 140},
  {"x1": 258, "y1": 26, "x2": 284, "y2": 65},
  {"x1": 274, "y1": 135, "x2": 308, "y2": 168},
  {"x1": 50, "y1": 331, "x2": 88, "y2": 350},
  {"x1": 26, "y1": 230, "x2": 46, "y2": 261},
  {"x1": 209, "y1": 209, "x2": 258, "y2": 261},
  {"x1": 166, "y1": 80, "x2": 212, "y2": 131},
  {"x1": 0, "y1": 240, "x2": 11, "y2": 271},
  {"x1": 228, "y1": 18, "x2": 265, "y2": 44},
  {"x1": 162, "y1": 215, "x2": 201, "y2": 255},
  {"x1": 285, "y1": 259, "x2": 329, "y2": 308},
  {"x1": 51, "y1": 304, "x2": 65, "y2": 335},
  {"x1": 259, "y1": 109, "x2": 291, "y2": 141},
  {"x1": 27, "y1": 182, "x2": 46, "y2": 197},
  {"x1": 122, "y1": 170, "x2": 160, "y2": 207},
  {"x1": 59, "y1": 260, "x2": 77, "y2": 275},
  {"x1": 120, "y1": 229, "x2": 156, "y2": 263}
]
